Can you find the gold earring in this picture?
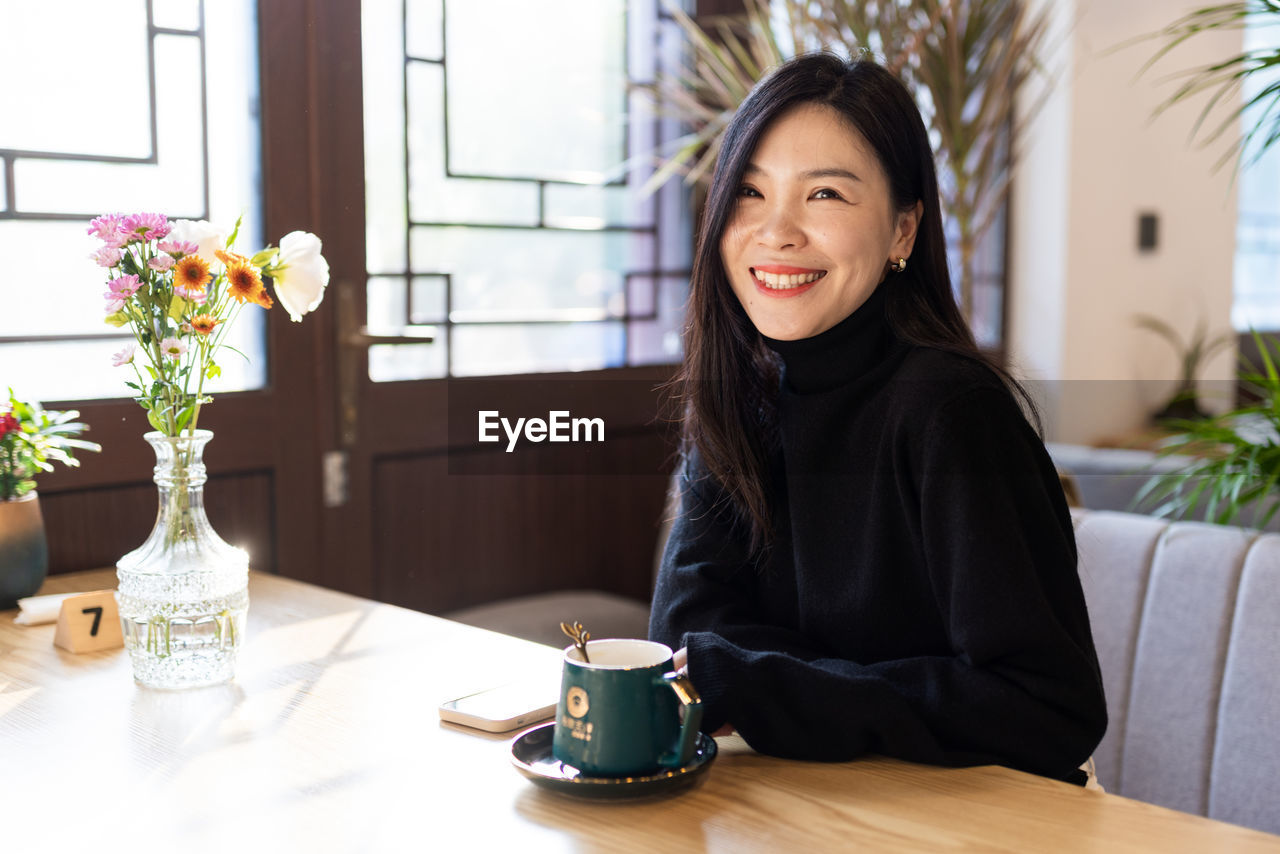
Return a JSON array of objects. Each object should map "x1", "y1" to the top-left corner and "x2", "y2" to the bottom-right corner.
[{"x1": 891, "y1": 257, "x2": 907, "y2": 273}]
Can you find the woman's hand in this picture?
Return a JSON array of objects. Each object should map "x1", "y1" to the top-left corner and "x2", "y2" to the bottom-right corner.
[{"x1": 672, "y1": 646, "x2": 735, "y2": 737}]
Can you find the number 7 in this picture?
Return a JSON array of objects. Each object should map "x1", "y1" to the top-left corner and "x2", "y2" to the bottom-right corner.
[{"x1": 82, "y1": 606, "x2": 104, "y2": 636}]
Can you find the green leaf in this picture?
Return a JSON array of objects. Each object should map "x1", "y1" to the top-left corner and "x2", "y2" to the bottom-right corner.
[
  {"x1": 168, "y1": 297, "x2": 191, "y2": 321},
  {"x1": 226, "y1": 214, "x2": 243, "y2": 248},
  {"x1": 146, "y1": 408, "x2": 167, "y2": 433},
  {"x1": 103, "y1": 311, "x2": 130, "y2": 328},
  {"x1": 249, "y1": 248, "x2": 277, "y2": 267},
  {"x1": 175, "y1": 403, "x2": 195, "y2": 433},
  {"x1": 206, "y1": 363, "x2": 222, "y2": 380}
]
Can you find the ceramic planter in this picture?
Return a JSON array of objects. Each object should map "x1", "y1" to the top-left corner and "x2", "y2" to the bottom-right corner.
[{"x1": 0, "y1": 492, "x2": 49, "y2": 609}]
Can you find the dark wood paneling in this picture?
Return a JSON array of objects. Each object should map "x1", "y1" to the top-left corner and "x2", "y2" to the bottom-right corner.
[
  {"x1": 373, "y1": 431, "x2": 675, "y2": 615},
  {"x1": 42, "y1": 472, "x2": 274, "y2": 575}
]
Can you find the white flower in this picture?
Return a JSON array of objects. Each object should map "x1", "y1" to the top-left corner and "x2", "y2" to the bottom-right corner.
[
  {"x1": 269, "y1": 231, "x2": 330, "y2": 322},
  {"x1": 168, "y1": 219, "x2": 228, "y2": 266}
]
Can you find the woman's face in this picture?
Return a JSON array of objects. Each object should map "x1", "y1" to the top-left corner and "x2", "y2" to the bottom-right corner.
[{"x1": 719, "y1": 102, "x2": 921, "y2": 341}]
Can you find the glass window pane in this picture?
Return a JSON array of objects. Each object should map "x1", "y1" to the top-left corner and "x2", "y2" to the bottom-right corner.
[
  {"x1": 407, "y1": 63, "x2": 539, "y2": 226},
  {"x1": 1232, "y1": 14, "x2": 1280, "y2": 331},
  {"x1": 0, "y1": 2, "x2": 151, "y2": 158},
  {"x1": 362, "y1": 0, "x2": 687, "y2": 381},
  {"x1": 0, "y1": 222, "x2": 109, "y2": 336},
  {"x1": 370, "y1": 335, "x2": 447, "y2": 382},
  {"x1": 363, "y1": 0, "x2": 409, "y2": 274},
  {"x1": 368, "y1": 276, "x2": 408, "y2": 328},
  {"x1": 452, "y1": 323, "x2": 625, "y2": 377},
  {"x1": 446, "y1": 0, "x2": 627, "y2": 181},
  {"x1": 411, "y1": 226, "x2": 626, "y2": 316},
  {"x1": 544, "y1": 184, "x2": 654, "y2": 230},
  {"x1": 153, "y1": 0, "x2": 202, "y2": 31},
  {"x1": 628, "y1": 275, "x2": 685, "y2": 365},
  {"x1": 406, "y1": 0, "x2": 443, "y2": 60},
  {"x1": 410, "y1": 276, "x2": 448, "y2": 323},
  {"x1": 2, "y1": 321, "x2": 264, "y2": 406},
  {"x1": 15, "y1": 35, "x2": 206, "y2": 214},
  {"x1": 0, "y1": 1, "x2": 263, "y2": 401}
]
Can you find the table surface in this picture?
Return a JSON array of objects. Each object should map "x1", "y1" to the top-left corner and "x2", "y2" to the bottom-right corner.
[{"x1": 4, "y1": 570, "x2": 1280, "y2": 853}]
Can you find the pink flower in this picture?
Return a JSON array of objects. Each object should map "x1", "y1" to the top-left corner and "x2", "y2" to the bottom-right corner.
[
  {"x1": 174, "y1": 283, "x2": 209, "y2": 305},
  {"x1": 103, "y1": 274, "x2": 141, "y2": 313},
  {"x1": 111, "y1": 343, "x2": 136, "y2": 367},
  {"x1": 91, "y1": 245, "x2": 123, "y2": 267},
  {"x1": 157, "y1": 239, "x2": 198, "y2": 257},
  {"x1": 122, "y1": 212, "x2": 171, "y2": 242},
  {"x1": 107, "y1": 274, "x2": 141, "y2": 298},
  {"x1": 87, "y1": 213, "x2": 130, "y2": 249},
  {"x1": 87, "y1": 213, "x2": 124, "y2": 241},
  {"x1": 159, "y1": 337, "x2": 187, "y2": 359},
  {"x1": 149, "y1": 254, "x2": 175, "y2": 272}
]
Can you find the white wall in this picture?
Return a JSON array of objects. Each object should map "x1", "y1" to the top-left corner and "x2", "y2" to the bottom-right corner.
[{"x1": 1009, "y1": 0, "x2": 1243, "y2": 445}]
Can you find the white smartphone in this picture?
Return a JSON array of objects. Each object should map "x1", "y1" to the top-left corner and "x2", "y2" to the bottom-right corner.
[{"x1": 438, "y1": 679, "x2": 559, "y2": 733}]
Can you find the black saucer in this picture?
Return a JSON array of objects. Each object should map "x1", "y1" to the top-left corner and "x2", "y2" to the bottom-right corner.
[{"x1": 509, "y1": 722, "x2": 717, "y2": 799}]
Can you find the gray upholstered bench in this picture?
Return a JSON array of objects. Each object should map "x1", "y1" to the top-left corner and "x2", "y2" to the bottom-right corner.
[{"x1": 1074, "y1": 508, "x2": 1280, "y2": 834}]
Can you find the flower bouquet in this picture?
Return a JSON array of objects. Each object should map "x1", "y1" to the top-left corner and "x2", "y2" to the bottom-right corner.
[{"x1": 88, "y1": 211, "x2": 329, "y2": 688}]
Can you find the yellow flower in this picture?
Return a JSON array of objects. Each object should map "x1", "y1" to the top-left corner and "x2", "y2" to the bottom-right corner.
[
  {"x1": 226, "y1": 261, "x2": 265, "y2": 305},
  {"x1": 191, "y1": 314, "x2": 220, "y2": 336},
  {"x1": 173, "y1": 255, "x2": 211, "y2": 294},
  {"x1": 252, "y1": 286, "x2": 274, "y2": 310}
]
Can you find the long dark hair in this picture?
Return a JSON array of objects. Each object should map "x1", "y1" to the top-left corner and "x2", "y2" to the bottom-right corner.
[{"x1": 675, "y1": 52, "x2": 1036, "y2": 555}]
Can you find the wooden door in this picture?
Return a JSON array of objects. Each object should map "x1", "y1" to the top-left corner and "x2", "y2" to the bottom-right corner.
[{"x1": 294, "y1": 0, "x2": 683, "y2": 612}]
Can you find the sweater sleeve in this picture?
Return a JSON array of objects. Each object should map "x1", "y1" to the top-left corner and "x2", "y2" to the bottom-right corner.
[
  {"x1": 661, "y1": 389, "x2": 1107, "y2": 783},
  {"x1": 649, "y1": 453, "x2": 827, "y2": 669}
]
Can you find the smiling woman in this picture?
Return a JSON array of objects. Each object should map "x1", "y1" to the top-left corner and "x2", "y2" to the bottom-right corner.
[
  {"x1": 649, "y1": 54, "x2": 1108, "y2": 787},
  {"x1": 720, "y1": 102, "x2": 921, "y2": 341}
]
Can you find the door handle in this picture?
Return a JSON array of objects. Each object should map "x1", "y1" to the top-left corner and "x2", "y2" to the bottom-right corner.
[{"x1": 336, "y1": 282, "x2": 437, "y2": 446}]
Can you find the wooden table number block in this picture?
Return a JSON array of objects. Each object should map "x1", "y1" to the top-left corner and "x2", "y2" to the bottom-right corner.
[{"x1": 53, "y1": 590, "x2": 124, "y2": 653}]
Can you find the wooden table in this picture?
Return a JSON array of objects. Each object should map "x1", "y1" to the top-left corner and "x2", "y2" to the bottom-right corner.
[{"x1": 4, "y1": 570, "x2": 1279, "y2": 853}]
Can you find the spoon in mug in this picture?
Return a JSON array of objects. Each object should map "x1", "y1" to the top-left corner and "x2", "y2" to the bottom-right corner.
[{"x1": 560, "y1": 621, "x2": 591, "y2": 663}]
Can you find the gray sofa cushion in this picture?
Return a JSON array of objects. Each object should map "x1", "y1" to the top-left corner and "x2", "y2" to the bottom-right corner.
[
  {"x1": 1210, "y1": 535, "x2": 1280, "y2": 834},
  {"x1": 1120, "y1": 522, "x2": 1255, "y2": 815},
  {"x1": 1073, "y1": 508, "x2": 1280, "y2": 835},
  {"x1": 1073, "y1": 509, "x2": 1167, "y2": 794}
]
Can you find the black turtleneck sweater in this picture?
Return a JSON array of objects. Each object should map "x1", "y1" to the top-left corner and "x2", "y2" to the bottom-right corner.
[{"x1": 649, "y1": 286, "x2": 1107, "y2": 784}]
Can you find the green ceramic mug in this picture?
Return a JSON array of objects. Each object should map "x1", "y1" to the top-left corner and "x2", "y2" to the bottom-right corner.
[{"x1": 552, "y1": 638, "x2": 703, "y2": 777}]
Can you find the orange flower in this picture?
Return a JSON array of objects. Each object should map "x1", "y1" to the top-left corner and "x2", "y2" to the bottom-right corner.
[
  {"x1": 215, "y1": 249, "x2": 250, "y2": 267},
  {"x1": 191, "y1": 314, "x2": 220, "y2": 335},
  {"x1": 253, "y1": 286, "x2": 274, "y2": 310},
  {"x1": 225, "y1": 260, "x2": 265, "y2": 304},
  {"x1": 173, "y1": 255, "x2": 211, "y2": 293}
]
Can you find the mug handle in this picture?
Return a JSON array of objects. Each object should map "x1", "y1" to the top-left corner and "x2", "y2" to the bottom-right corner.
[{"x1": 657, "y1": 671, "x2": 703, "y2": 768}]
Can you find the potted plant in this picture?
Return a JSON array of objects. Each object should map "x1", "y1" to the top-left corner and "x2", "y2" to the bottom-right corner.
[
  {"x1": 1132, "y1": 313, "x2": 1235, "y2": 423},
  {"x1": 0, "y1": 390, "x2": 101, "y2": 607},
  {"x1": 1136, "y1": 332, "x2": 1280, "y2": 527}
]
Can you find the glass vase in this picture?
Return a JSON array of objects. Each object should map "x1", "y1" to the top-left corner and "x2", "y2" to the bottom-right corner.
[{"x1": 116, "y1": 430, "x2": 249, "y2": 689}]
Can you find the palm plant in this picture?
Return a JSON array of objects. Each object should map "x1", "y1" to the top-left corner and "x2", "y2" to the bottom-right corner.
[
  {"x1": 1130, "y1": 2, "x2": 1280, "y2": 528},
  {"x1": 636, "y1": 0, "x2": 1053, "y2": 320},
  {"x1": 1135, "y1": 332, "x2": 1280, "y2": 528},
  {"x1": 1138, "y1": 0, "x2": 1280, "y2": 177}
]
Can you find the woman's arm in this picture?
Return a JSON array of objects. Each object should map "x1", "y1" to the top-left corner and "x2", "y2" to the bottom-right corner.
[{"x1": 662, "y1": 389, "x2": 1107, "y2": 782}]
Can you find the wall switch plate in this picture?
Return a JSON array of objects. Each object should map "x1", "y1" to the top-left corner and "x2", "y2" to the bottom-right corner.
[{"x1": 1138, "y1": 212, "x2": 1158, "y2": 251}]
